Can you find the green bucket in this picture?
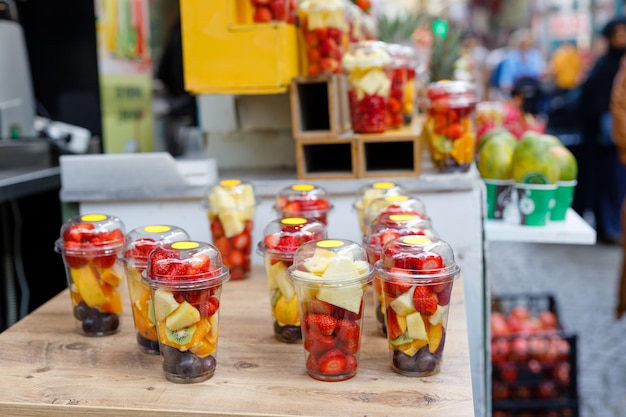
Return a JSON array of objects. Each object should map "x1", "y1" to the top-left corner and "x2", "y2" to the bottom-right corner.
[
  {"x1": 514, "y1": 183, "x2": 557, "y2": 226},
  {"x1": 483, "y1": 179, "x2": 514, "y2": 220},
  {"x1": 550, "y1": 180, "x2": 577, "y2": 221}
]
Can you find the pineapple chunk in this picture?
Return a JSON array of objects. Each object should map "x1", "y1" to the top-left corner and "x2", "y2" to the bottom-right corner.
[
  {"x1": 209, "y1": 312, "x2": 219, "y2": 338},
  {"x1": 397, "y1": 314, "x2": 408, "y2": 334},
  {"x1": 264, "y1": 257, "x2": 277, "y2": 290},
  {"x1": 71, "y1": 265, "x2": 107, "y2": 307},
  {"x1": 100, "y1": 263, "x2": 124, "y2": 287},
  {"x1": 355, "y1": 69, "x2": 388, "y2": 96},
  {"x1": 271, "y1": 261, "x2": 295, "y2": 300},
  {"x1": 292, "y1": 269, "x2": 322, "y2": 281},
  {"x1": 390, "y1": 287, "x2": 416, "y2": 316},
  {"x1": 166, "y1": 301, "x2": 201, "y2": 331},
  {"x1": 428, "y1": 304, "x2": 449, "y2": 325},
  {"x1": 153, "y1": 288, "x2": 180, "y2": 322},
  {"x1": 317, "y1": 283, "x2": 363, "y2": 314},
  {"x1": 218, "y1": 210, "x2": 245, "y2": 238},
  {"x1": 406, "y1": 311, "x2": 428, "y2": 341},
  {"x1": 322, "y1": 257, "x2": 359, "y2": 280},
  {"x1": 127, "y1": 269, "x2": 147, "y2": 302},
  {"x1": 302, "y1": 248, "x2": 337, "y2": 274},
  {"x1": 354, "y1": 260, "x2": 370, "y2": 275}
]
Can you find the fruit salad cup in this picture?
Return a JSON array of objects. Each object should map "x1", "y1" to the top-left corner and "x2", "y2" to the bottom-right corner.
[
  {"x1": 206, "y1": 179, "x2": 257, "y2": 280},
  {"x1": 352, "y1": 181, "x2": 408, "y2": 236},
  {"x1": 250, "y1": 0, "x2": 294, "y2": 23},
  {"x1": 123, "y1": 225, "x2": 190, "y2": 354},
  {"x1": 257, "y1": 217, "x2": 327, "y2": 343},
  {"x1": 298, "y1": 0, "x2": 347, "y2": 76},
  {"x1": 274, "y1": 183, "x2": 333, "y2": 226},
  {"x1": 386, "y1": 44, "x2": 416, "y2": 129},
  {"x1": 423, "y1": 80, "x2": 478, "y2": 172},
  {"x1": 476, "y1": 101, "x2": 505, "y2": 141},
  {"x1": 363, "y1": 194, "x2": 427, "y2": 231},
  {"x1": 55, "y1": 213, "x2": 126, "y2": 336},
  {"x1": 345, "y1": 2, "x2": 365, "y2": 43},
  {"x1": 376, "y1": 235, "x2": 461, "y2": 377},
  {"x1": 364, "y1": 214, "x2": 435, "y2": 337},
  {"x1": 144, "y1": 241, "x2": 230, "y2": 383},
  {"x1": 342, "y1": 41, "x2": 393, "y2": 133},
  {"x1": 289, "y1": 239, "x2": 374, "y2": 381}
]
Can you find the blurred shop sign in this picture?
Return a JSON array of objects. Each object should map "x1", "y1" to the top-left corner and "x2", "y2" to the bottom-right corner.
[{"x1": 548, "y1": 12, "x2": 589, "y2": 39}]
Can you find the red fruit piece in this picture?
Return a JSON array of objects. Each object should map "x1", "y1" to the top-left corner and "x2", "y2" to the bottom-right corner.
[
  {"x1": 228, "y1": 250, "x2": 245, "y2": 267},
  {"x1": 93, "y1": 254, "x2": 117, "y2": 269},
  {"x1": 336, "y1": 320, "x2": 360, "y2": 355},
  {"x1": 318, "y1": 349, "x2": 347, "y2": 375},
  {"x1": 318, "y1": 38, "x2": 337, "y2": 56},
  {"x1": 210, "y1": 219, "x2": 224, "y2": 239},
  {"x1": 333, "y1": 304, "x2": 362, "y2": 321},
  {"x1": 383, "y1": 274, "x2": 412, "y2": 298},
  {"x1": 253, "y1": 6, "x2": 272, "y2": 22},
  {"x1": 327, "y1": 27, "x2": 342, "y2": 44},
  {"x1": 200, "y1": 296, "x2": 220, "y2": 317},
  {"x1": 304, "y1": 32, "x2": 319, "y2": 47},
  {"x1": 304, "y1": 330, "x2": 336, "y2": 355},
  {"x1": 253, "y1": 0, "x2": 270, "y2": 4},
  {"x1": 320, "y1": 57, "x2": 339, "y2": 74},
  {"x1": 386, "y1": 306, "x2": 403, "y2": 340},
  {"x1": 305, "y1": 314, "x2": 337, "y2": 335},
  {"x1": 63, "y1": 241, "x2": 88, "y2": 268},
  {"x1": 232, "y1": 232, "x2": 251, "y2": 252},
  {"x1": 149, "y1": 248, "x2": 175, "y2": 277},
  {"x1": 307, "y1": 299, "x2": 335, "y2": 316},
  {"x1": 416, "y1": 252, "x2": 443, "y2": 271},
  {"x1": 263, "y1": 234, "x2": 280, "y2": 250},
  {"x1": 213, "y1": 236, "x2": 232, "y2": 256},
  {"x1": 64, "y1": 222, "x2": 95, "y2": 243},
  {"x1": 277, "y1": 235, "x2": 300, "y2": 252},
  {"x1": 315, "y1": 27, "x2": 329, "y2": 41},
  {"x1": 308, "y1": 63, "x2": 321, "y2": 76},
  {"x1": 307, "y1": 48, "x2": 321, "y2": 63},
  {"x1": 344, "y1": 354, "x2": 357, "y2": 373},
  {"x1": 436, "y1": 284, "x2": 452, "y2": 306},
  {"x1": 230, "y1": 266, "x2": 245, "y2": 280},
  {"x1": 269, "y1": 0, "x2": 286, "y2": 20},
  {"x1": 412, "y1": 286, "x2": 438, "y2": 316},
  {"x1": 306, "y1": 352, "x2": 320, "y2": 372}
]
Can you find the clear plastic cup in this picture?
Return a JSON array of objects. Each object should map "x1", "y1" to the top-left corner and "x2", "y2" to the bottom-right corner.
[
  {"x1": 352, "y1": 181, "x2": 408, "y2": 236},
  {"x1": 144, "y1": 241, "x2": 230, "y2": 383},
  {"x1": 289, "y1": 239, "x2": 374, "y2": 381},
  {"x1": 342, "y1": 41, "x2": 393, "y2": 133},
  {"x1": 123, "y1": 225, "x2": 190, "y2": 354},
  {"x1": 363, "y1": 194, "x2": 427, "y2": 231},
  {"x1": 363, "y1": 214, "x2": 435, "y2": 337},
  {"x1": 55, "y1": 213, "x2": 126, "y2": 336},
  {"x1": 274, "y1": 183, "x2": 332, "y2": 226},
  {"x1": 257, "y1": 217, "x2": 327, "y2": 343},
  {"x1": 423, "y1": 80, "x2": 478, "y2": 172},
  {"x1": 376, "y1": 235, "x2": 461, "y2": 377},
  {"x1": 386, "y1": 44, "x2": 417, "y2": 129},
  {"x1": 206, "y1": 179, "x2": 257, "y2": 280},
  {"x1": 297, "y1": 0, "x2": 347, "y2": 76}
]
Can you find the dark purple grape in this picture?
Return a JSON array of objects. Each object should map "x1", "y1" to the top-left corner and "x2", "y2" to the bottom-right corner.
[
  {"x1": 274, "y1": 322, "x2": 302, "y2": 343},
  {"x1": 201, "y1": 355, "x2": 217, "y2": 374},
  {"x1": 160, "y1": 345, "x2": 185, "y2": 363},
  {"x1": 73, "y1": 302, "x2": 91, "y2": 320},
  {"x1": 415, "y1": 347, "x2": 438, "y2": 373},
  {"x1": 82, "y1": 316, "x2": 97, "y2": 333},
  {"x1": 136, "y1": 333, "x2": 160, "y2": 353},
  {"x1": 174, "y1": 353, "x2": 203, "y2": 378},
  {"x1": 99, "y1": 314, "x2": 120, "y2": 333}
]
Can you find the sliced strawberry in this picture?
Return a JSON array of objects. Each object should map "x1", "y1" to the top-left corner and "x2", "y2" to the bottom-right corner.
[
  {"x1": 383, "y1": 274, "x2": 412, "y2": 298},
  {"x1": 277, "y1": 235, "x2": 300, "y2": 252},
  {"x1": 93, "y1": 254, "x2": 117, "y2": 269},
  {"x1": 263, "y1": 233, "x2": 280, "y2": 250},
  {"x1": 306, "y1": 352, "x2": 320, "y2": 372},
  {"x1": 320, "y1": 57, "x2": 338, "y2": 73},
  {"x1": 304, "y1": 32, "x2": 319, "y2": 47},
  {"x1": 229, "y1": 266, "x2": 245, "y2": 280},
  {"x1": 199, "y1": 296, "x2": 220, "y2": 317},
  {"x1": 307, "y1": 299, "x2": 335, "y2": 316},
  {"x1": 305, "y1": 313, "x2": 337, "y2": 336},
  {"x1": 436, "y1": 283, "x2": 452, "y2": 306},
  {"x1": 269, "y1": 0, "x2": 286, "y2": 20},
  {"x1": 63, "y1": 241, "x2": 88, "y2": 268},
  {"x1": 232, "y1": 232, "x2": 251, "y2": 252},
  {"x1": 412, "y1": 286, "x2": 438, "y2": 316},
  {"x1": 415, "y1": 252, "x2": 443, "y2": 271},
  {"x1": 253, "y1": 6, "x2": 272, "y2": 22},
  {"x1": 308, "y1": 63, "x2": 321, "y2": 76},
  {"x1": 134, "y1": 238, "x2": 156, "y2": 258},
  {"x1": 307, "y1": 48, "x2": 321, "y2": 63},
  {"x1": 64, "y1": 222, "x2": 95, "y2": 243},
  {"x1": 344, "y1": 354, "x2": 358, "y2": 373},
  {"x1": 318, "y1": 349, "x2": 347, "y2": 375},
  {"x1": 336, "y1": 320, "x2": 360, "y2": 355},
  {"x1": 386, "y1": 306, "x2": 403, "y2": 340},
  {"x1": 315, "y1": 27, "x2": 329, "y2": 41},
  {"x1": 333, "y1": 304, "x2": 362, "y2": 321},
  {"x1": 213, "y1": 236, "x2": 232, "y2": 256},
  {"x1": 228, "y1": 250, "x2": 245, "y2": 267},
  {"x1": 304, "y1": 329, "x2": 336, "y2": 355},
  {"x1": 327, "y1": 27, "x2": 342, "y2": 44},
  {"x1": 210, "y1": 219, "x2": 224, "y2": 239}
]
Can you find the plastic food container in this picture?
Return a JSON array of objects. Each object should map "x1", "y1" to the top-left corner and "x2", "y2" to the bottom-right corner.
[
  {"x1": 376, "y1": 235, "x2": 461, "y2": 377},
  {"x1": 298, "y1": 0, "x2": 347, "y2": 76},
  {"x1": 345, "y1": 2, "x2": 365, "y2": 43},
  {"x1": 352, "y1": 181, "x2": 408, "y2": 236},
  {"x1": 257, "y1": 217, "x2": 327, "y2": 343},
  {"x1": 342, "y1": 41, "x2": 393, "y2": 133},
  {"x1": 206, "y1": 179, "x2": 257, "y2": 280},
  {"x1": 55, "y1": 213, "x2": 126, "y2": 336},
  {"x1": 144, "y1": 240, "x2": 230, "y2": 383},
  {"x1": 289, "y1": 239, "x2": 374, "y2": 381},
  {"x1": 423, "y1": 80, "x2": 478, "y2": 172},
  {"x1": 363, "y1": 194, "x2": 427, "y2": 231},
  {"x1": 386, "y1": 44, "x2": 417, "y2": 129},
  {"x1": 363, "y1": 214, "x2": 435, "y2": 336},
  {"x1": 123, "y1": 225, "x2": 190, "y2": 354},
  {"x1": 274, "y1": 183, "x2": 332, "y2": 225}
]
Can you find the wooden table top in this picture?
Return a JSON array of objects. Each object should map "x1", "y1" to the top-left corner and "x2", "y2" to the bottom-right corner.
[{"x1": 0, "y1": 265, "x2": 474, "y2": 417}]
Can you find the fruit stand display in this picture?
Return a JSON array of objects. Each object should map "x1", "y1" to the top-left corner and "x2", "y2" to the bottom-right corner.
[{"x1": 491, "y1": 294, "x2": 579, "y2": 417}]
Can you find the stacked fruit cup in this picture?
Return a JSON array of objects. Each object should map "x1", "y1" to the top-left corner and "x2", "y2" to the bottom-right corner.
[
  {"x1": 274, "y1": 183, "x2": 333, "y2": 226},
  {"x1": 144, "y1": 241, "x2": 230, "y2": 383},
  {"x1": 342, "y1": 41, "x2": 393, "y2": 133},
  {"x1": 298, "y1": 0, "x2": 347, "y2": 76},
  {"x1": 55, "y1": 213, "x2": 126, "y2": 336},
  {"x1": 257, "y1": 217, "x2": 327, "y2": 343},
  {"x1": 251, "y1": 0, "x2": 296, "y2": 24},
  {"x1": 386, "y1": 44, "x2": 416, "y2": 129},
  {"x1": 363, "y1": 194, "x2": 427, "y2": 232},
  {"x1": 376, "y1": 235, "x2": 461, "y2": 377},
  {"x1": 206, "y1": 179, "x2": 257, "y2": 281},
  {"x1": 353, "y1": 181, "x2": 408, "y2": 237},
  {"x1": 289, "y1": 239, "x2": 374, "y2": 381},
  {"x1": 345, "y1": 2, "x2": 366, "y2": 43},
  {"x1": 123, "y1": 225, "x2": 190, "y2": 354},
  {"x1": 423, "y1": 80, "x2": 478, "y2": 173},
  {"x1": 364, "y1": 213, "x2": 435, "y2": 337}
]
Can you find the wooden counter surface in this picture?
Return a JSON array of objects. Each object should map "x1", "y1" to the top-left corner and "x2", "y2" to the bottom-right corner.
[{"x1": 0, "y1": 266, "x2": 474, "y2": 417}]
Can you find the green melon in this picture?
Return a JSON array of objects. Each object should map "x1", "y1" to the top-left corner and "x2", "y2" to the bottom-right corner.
[
  {"x1": 478, "y1": 136, "x2": 516, "y2": 180},
  {"x1": 549, "y1": 145, "x2": 578, "y2": 181},
  {"x1": 512, "y1": 135, "x2": 560, "y2": 184},
  {"x1": 478, "y1": 128, "x2": 517, "y2": 153}
]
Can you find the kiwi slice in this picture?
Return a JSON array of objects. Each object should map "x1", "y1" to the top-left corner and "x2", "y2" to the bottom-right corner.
[
  {"x1": 147, "y1": 300, "x2": 156, "y2": 325},
  {"x1": 390, "y1": 334, "x2": 413, "y2": 347},
  {"x1": 165, "y1": 324, "x2": 196, "y2": 345}
]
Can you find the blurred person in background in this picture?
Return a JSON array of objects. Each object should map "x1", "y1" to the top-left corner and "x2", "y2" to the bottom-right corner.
[
  {"x1": 579, "y1": 16, "x2": 626, "y2": 244},
  {"x1": 496, "y1": 28, "x2": 546, "y2": 97}
]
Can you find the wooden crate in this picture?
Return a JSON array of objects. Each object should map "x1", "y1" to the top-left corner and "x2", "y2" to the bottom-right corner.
[
  {"x1": 295, "y1": 137, "x2": 357, "y2": 179},
  {"x1": 290, "y1": 74, "x2": 351, "y2": 140}
]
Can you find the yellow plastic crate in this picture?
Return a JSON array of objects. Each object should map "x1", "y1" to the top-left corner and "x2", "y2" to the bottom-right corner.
[{"x1": 180, "y1": 0, "x2": 300, "y2": 95}]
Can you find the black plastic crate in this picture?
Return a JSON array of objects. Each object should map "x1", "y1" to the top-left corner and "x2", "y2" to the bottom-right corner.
[
  {"x1": 492, "y1": 293, "x2": 561, "y2": 327},
  {"x1": 493, "y1": 401, "x2": 579, "y2": 417}
]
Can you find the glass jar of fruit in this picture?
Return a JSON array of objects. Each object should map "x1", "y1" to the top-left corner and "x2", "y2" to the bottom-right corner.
[
  {"x1": 289, "y1": 239, "x2": 374, "y2": 381},
  {"x1": 363, "y1": 194, "x2": 428, "y2": 230},
  {"x1": 386, "y1": 44, "x2": 416, "y2": 129},
  {"x1": 206, "y1": 179, "x2": 257, "y2": 280},
  {"x1": 55, "y1": 213, "x2": 126, "y2": 336},
  {"x1": 364, "y1": 214, "x2": 434, "y2": 337},
  {"x1": 257, "y1": 217, "x2": 327, "y2": 343},
  {"x1": 145, "y1": 240, "x2": 230, "y2": 383},
  {"x1": 251, "y1": 0, "x2": 291, "y2": 23},
  {"x1": 376, "y1": 235, "x2": 461, "y2": 377},
  {"x1": 423, "y1": 80, "x2": 478, "y2": 172},
  {"x1": 274, "y1": 183, "x2": 333, "y2": 225},
  {"x1": 297, "y1": 0, "x2": 347, "y2": 76},
  {"x1": 123, "y1": 225, "x2": 190, "y2": 354},
  {"x1": 352, "y1": 181, "x2": 408, "y2": 236},
  {"x1": 342, "y1": 41, "x2": 393, "y2": 133}
]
